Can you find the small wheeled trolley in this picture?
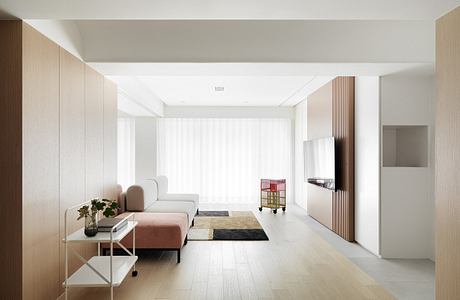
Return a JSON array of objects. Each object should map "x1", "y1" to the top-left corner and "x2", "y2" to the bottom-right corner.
[{"x1": 259, "y1": 179, "x2": 286, "y2": 214}]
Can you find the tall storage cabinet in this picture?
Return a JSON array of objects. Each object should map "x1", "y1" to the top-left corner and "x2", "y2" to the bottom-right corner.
[
  {"x1": 0, "y1": 21, "x2": 118, "y2": 299},
  {"x1": 379, "y1": 74, "x2": 435, "y2": 259},
  {"x1": 355, "y1": 75, "x2": 435, "y2": 260}
]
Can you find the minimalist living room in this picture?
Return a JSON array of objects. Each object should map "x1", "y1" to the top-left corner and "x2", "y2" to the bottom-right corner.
[{"x1": 2, "y1": 1, "x2": 460, "y2": 300}]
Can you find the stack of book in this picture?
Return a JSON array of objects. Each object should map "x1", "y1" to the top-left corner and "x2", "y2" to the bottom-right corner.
[{"x1": 98, "y1": 217, "x2": 128, "y2": 232}]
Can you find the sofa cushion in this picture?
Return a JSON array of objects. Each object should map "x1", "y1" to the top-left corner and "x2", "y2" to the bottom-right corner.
[
  {"x1": 114, "y1": 212, "x2": 188, "y2": 249},
  {"x1": 145, "y1": 201, "x2": 196, "y2": 227},
  {"x1": 152, "y1": 176, "x2": 168, "y2": 196},
  {"x1": 158, "y1": 193, "x2": 199, "y2": 207}
]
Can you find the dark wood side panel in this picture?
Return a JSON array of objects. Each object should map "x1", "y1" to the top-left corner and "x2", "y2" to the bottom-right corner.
[
  {"x1": 332, "y1": 77, "x2": 355, "y2": 241},
  {"x1": 436, "y1": 6, "x2": 460, "y2": 299},
  {"x1": 0, "y1": 20, "x2": 23, "y2": 300}
]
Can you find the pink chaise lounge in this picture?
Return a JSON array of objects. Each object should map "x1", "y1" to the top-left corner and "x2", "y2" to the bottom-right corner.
[{"x1": 102, "y1": 184, "x2": 191, "y2": 263}]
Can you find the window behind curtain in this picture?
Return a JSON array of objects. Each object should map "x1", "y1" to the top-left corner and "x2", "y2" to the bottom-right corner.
[
  {"x1": 157, "y1": 118, "x2": 292, "y2": 204},
  {"x1": 117, "y1": 118, "x2": 135, "y2": 190}
]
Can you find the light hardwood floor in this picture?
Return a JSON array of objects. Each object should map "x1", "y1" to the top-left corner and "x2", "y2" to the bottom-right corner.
[{"x1": 69, "y1": 205, "x2": 394, "y2": 300}]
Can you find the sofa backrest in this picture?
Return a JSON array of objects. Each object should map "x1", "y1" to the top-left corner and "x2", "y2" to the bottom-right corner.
[
  {"x1": 126, "y1": 180, "x2": 158, "y2": 211},
  {"x1": 152, "y1": 176, "x2": 168, "y2": 196}
]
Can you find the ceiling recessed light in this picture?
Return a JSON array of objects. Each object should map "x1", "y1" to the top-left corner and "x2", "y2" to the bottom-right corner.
[{"x1": 214, "y1": 86, "x2": 225, "y2": 92}]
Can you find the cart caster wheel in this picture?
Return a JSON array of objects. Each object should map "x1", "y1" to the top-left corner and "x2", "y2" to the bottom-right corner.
[
  {"x1": 132, "y1": 270, "x2": 138, "y2": 277},
  {"x1": 282, "y1": 207, "x2": 286, "y2": 212},
  {"x1": 273, "y1": 209, "x2": 277, "y2": 214},
  {"x1": 258, "y1": 207, "x2": 262, "y2": 211}
]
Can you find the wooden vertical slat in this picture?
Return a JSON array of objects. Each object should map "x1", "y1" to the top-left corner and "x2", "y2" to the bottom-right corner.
[
  {"x1": 22, "y1": 23, "x2": 61, "y2": 300},
  {"x1": 332, "y1": 77, "x2": 355, "y2": 241},
  {"x1": 0, "y1": 20, "x2": 23, "y2": 300},
  {"x1": 103, "y1": 78, "x2": 118, "y2": 200},
  {"x1": 436, "y1": 6, "x2": 460, "y2": 299}
]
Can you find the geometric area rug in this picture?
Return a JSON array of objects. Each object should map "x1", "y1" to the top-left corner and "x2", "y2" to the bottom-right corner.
[{"x1": 189, "y1": 211, "x2": 269, "y2": 241}]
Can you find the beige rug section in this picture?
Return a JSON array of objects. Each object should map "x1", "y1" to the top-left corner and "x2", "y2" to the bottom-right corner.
[{"x1": 189, "y1": 211, "x2": 263, "y2": 240}]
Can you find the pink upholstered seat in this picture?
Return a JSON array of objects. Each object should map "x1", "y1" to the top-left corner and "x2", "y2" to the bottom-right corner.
[{"x1": 116, "y1": 212, "x2": 188, "y2": 249}]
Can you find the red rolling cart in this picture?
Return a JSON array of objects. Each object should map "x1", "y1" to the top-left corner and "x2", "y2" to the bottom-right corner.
[{"x1": 259, "y1": 179, "x2": 286, "y2": 214}]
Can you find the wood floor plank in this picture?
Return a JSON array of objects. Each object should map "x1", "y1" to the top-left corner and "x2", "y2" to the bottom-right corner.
[{"x1": 66, "y1": 205, "x2": 395, "y2": 300}]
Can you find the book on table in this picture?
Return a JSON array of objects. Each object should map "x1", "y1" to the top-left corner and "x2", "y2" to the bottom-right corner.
[{"x1": 98, "y1": 217, "x2": 128, "y2": 232}]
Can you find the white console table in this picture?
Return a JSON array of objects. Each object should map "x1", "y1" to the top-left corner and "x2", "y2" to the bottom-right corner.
[{"x1": 63, "y1": 201, "x2": 138, "y2": 300}]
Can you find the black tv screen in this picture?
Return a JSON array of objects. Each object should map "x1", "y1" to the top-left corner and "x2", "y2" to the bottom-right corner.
[{"x1": 304, "y1": 137, "x2": 336, "y2": 191}]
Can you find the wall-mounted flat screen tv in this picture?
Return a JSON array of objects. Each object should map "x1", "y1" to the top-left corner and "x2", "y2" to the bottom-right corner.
[{"x1": 304, "y1": 137, "x2": 336, "y2": 191}]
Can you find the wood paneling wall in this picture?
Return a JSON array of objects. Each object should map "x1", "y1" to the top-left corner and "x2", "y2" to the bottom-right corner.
[
  {"x1": 0, "y1": 21, "x2": 118, "y2": 300},
  {"x1": 0, "y1": 20, "x2": 23, "y2": 300},
  {"x1": 58, "y1": 48, "x2": 90, "y2": 290},
  {"x1": 103, "y1": 78, "x2": 119, "y2": 200},
  {"x1": 332, "y1": 77, "x2": 355, "y2": 241},
  {"x1": 307, "y1": 81, "x2": 333, "y2": 229},
  {"x1": 22, "y1": 23, "x2": 61, "y2": 300},
  {"x1": 436, "y1": 6, "x2": 460, "y2": 299},
  {"x1": 85, "y1": 66, "x2": 105, "y2": 200},
  {"x1": 306, "y1": 77, "x2": 355, "y2": 241}
]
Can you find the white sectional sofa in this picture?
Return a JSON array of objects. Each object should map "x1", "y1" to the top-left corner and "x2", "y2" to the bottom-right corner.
[
  {"x1": 125, "y1": 178, "x2": 199, "y2": 227},
  {"x1": 152, "y1": 176, "x2": 200, "y2": 209}
]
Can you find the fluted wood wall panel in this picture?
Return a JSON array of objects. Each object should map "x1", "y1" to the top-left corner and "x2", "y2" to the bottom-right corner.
[
  {"x1": 332, "y1": 77, "x2": 355, "y2": 241},
  {"x1": 0, "y1": 20, "x2": 23, "y2": 300},
  {"x1": 436, "y1": 6, "x2": 460, "y2": 299}
]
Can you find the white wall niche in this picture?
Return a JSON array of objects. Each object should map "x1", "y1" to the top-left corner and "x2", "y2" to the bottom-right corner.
[{"x1": 382, "y1": 125, "x2": 428, "y2": 168}]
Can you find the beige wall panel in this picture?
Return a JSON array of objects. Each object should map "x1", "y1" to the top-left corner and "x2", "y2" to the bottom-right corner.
[
  {"x1": 103, "y1": 78, "x2": 118, "y2": 199},
  {"x1": 307, "y1": 81, "x2": 333, "y2": 229},
  {"x1": 59, "y1": 48, "x2": 87, "y2": 287},
  {"x1": 85, "y1": 66, "x2": 104, "y2": 200},
  {"x1": 436, "y1": 6, "x2": 460, "y2": 299},
  {"x1": 22, "y1": 23, "x2": 61, "y2": 300},
  {"x1": 0, "y1": 20, "x2": 23, "y2": 300},
  {"x1": 307, "y1": 81, "x2": 333, "y2": 139}
]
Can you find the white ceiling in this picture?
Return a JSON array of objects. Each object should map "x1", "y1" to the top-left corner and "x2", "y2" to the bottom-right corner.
[
  {"x1": 3, "y1": 0, "x2": 448, "y2": 114},
  {"x1": 110, "y1": 75, "x2": 335, "y2": 107},
  {"x1": 0, "y1": 0, "x2": 459, "y2": 20}
]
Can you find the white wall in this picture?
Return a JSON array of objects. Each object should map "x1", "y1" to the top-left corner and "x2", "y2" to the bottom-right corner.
[
  {"x1": 294, "y1": 100, "x2": 308, "y2": 209},
  {"x1": 24, "y1": 20, "x2": 83, "y2": 59},
  {"x1": 380, "y1": 74, "x2": 435, "y2": 259},
  {"x1": 135, "y1": 117, "x2": 157, "y2": 182},
  {"x1": 355, "y1": 76, "x2": 380, "y2": 256},
  {"x1": 353, "y1": 74, "x2": 435, "y2": 259}
]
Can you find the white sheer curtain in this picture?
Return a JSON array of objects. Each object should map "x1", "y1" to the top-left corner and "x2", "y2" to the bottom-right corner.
[
  {"x1": 117, "y1": 118, "x2": 136, "y2": 190},
  {"x1": 157, "y1": 118, "x2": 292, "y2": 204}
]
